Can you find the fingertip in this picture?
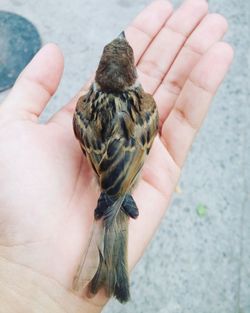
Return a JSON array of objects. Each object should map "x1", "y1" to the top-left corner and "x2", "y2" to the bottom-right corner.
[
  {"x1": 41, "y1": 42, "x2": 64, "y2": 66},
  {"x1": 22, "y1": 43, "x2": 64, "y2": 80},
  {"x1": 211, "y1": 41, "x2": 234, "y2": 64},
  {"x1": 188, "y1": 0, "x2": 208, "y2": 12},
  {"x1": 2, "y1": 42, "x2": 65, "y2": 120},
  {"x1": 166, "y1": 0, "x2": 208, "y2": 36},
  {"x1": 126, "y1": 0, "x2": 173, "y2": 63},
  {"x1": 131, "y1": 0, "x2": 173, "y2": 37},
  {"x1": 208, "y1": 13, "x2": 229, "y2": 33},
  {"x1": 190, "y1": 41, "x2": 234, "y2": 93},
  {"x1": 185, "y1": 0, "x2": 208, "y2": 10},
  {"x1": 185, "y1": 13, "x2": 230, "y2": 55},
  {"x1": 153, "y1": 0, "x2": 173, "y2": 13},
  {"x1": 20, "y1": 42, "x2": 64, "y2": 96},
  {"x1": 25, "y1": 42, "x2": 64, "y2": 72}
]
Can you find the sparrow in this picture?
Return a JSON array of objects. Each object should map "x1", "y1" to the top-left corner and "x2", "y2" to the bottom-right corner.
[{"x1": 72, "y1": 31, "x2": 159, "y2": 303}]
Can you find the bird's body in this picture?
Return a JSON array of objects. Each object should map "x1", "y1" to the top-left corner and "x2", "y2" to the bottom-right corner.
[{"x1": 72, "y1": 33, "x2": 158, "y2": 303}]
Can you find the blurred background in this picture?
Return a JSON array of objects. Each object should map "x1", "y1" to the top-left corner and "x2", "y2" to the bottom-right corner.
[{"x1": 0, "y1": 0, "x2": 249, "y2": 312}]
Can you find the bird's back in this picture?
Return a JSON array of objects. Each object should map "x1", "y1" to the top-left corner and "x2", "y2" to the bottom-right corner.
[{"x1": 73, "y1": 83, "x2": 158, "y2": 197}]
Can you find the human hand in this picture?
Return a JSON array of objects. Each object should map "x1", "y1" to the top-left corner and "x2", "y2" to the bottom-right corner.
[{"x1": 0, "y1": 0, "x2": 233, "y2": 311}]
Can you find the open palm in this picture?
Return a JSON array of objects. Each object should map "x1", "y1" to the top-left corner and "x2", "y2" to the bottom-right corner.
[{"x1": 0, "y1": 0, "x2": 233, "y2": 311}]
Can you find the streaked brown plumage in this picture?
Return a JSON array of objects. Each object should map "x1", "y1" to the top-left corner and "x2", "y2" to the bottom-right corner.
[{"x1": 72, "y1": 31, "x2": 158, "y2": 303}]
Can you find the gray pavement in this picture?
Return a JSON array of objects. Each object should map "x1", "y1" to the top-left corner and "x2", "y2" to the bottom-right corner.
[{"x1": 0, "y1": 0, "x2": 249, "y2": 312}]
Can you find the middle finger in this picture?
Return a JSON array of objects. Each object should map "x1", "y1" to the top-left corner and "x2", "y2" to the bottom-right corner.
[{"x1": 137, "y1": 0, "x2": 208, "y2": 94}]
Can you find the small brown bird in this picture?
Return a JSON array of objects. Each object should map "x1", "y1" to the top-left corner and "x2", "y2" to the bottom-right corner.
[{"x1": 72, "y1": 31, "x2": 158, "y2": 303}]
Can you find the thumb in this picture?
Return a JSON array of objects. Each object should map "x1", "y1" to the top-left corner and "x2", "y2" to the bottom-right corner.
[{"x1": 1, "y1": 43, "x2": 64, "y2": 121}]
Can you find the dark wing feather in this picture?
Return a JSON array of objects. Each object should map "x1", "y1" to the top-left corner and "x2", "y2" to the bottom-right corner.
[{"x1": 73, "y1": 89, "x2": 106, "y2": 173}]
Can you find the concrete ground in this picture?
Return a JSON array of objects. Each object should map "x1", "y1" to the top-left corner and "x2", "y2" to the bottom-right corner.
[{"x1": 0, "y1": 0, "x2": 249, "y2": 312}]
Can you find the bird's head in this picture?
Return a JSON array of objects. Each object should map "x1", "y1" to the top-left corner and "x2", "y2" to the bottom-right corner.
[{"x1": 95, "y1": 31, "x2": 137, "y2": 92}]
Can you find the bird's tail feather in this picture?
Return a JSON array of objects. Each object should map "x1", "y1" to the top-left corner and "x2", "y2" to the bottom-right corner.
[
  {"x1": 73, "y1": 192, "x2": 138, "y2": 303},
  {"x1": 90, "y1": 194, "x2": 130, "y2": 303},
  {"x1": 72, "y1": 219, "x2": 104, "y2": 292}
]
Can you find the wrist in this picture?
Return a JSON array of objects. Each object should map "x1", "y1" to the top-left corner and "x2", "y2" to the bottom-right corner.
[{"x1": 0, "y1": 256, "x2": 103, "y2": 313}]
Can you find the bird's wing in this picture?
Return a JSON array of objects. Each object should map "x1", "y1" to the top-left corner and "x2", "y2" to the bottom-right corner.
[
  {"x1": 73, "y1": 88, "x2": 158, "y2": 196},
  {"x1": 73, "y1": 90, "x2": 106, "y2": 174},
  {"x1": 97, "y1": 90, "x2": 159, "y2": 196}
]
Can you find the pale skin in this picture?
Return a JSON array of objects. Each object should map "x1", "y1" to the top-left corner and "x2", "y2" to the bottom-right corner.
[{"x1": 0, "y1": 0, "x2": 233, "y2": 312}]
